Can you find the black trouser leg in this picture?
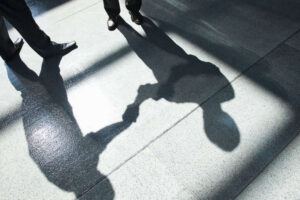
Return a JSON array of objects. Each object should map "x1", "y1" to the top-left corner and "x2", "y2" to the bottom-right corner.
[
  {"x1": 0, "y1": 0, "x2": 51, "y2": 57},
  {"x1": 126, "y1": 0, "x2": 142, "y2": 13},
  {"x1": 103, "y1": 0, "x2": 121, "y2": 18},
  {"x1": 0, "y1": 16, "x2": 15, "y2": 59}
]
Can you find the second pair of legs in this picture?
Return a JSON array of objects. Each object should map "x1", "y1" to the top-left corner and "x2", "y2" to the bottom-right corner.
[{"x1": 104, "y1": 0, "x2": 143, "y2": 31}]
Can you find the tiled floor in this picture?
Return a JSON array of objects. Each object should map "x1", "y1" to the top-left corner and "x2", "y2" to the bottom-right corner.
[{"x1": 0, "y1": 0, "x2": 300, "y2": 199}]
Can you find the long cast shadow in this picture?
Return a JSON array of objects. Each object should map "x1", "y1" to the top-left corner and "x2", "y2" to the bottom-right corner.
[
  {"x1": 118, "y1": 17, "x2": 240, "y2": 151},
  {"x1": 5, "y1": 56, "x2": 131, "y2": 199}
]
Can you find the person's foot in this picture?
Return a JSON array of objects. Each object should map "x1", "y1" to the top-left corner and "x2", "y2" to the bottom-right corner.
[
  {"x1": 107, "y1": 16, "x2": 119, "y2": 31},
  {"x1": 2, "y1": 38, "x2": 24, "y2": 62},
  {"x1": 129, "y1": 11, "x2": 143, "y2": 25},
  {"x1": 42, "y1": 41, "x2": 77, "y2": 58}
]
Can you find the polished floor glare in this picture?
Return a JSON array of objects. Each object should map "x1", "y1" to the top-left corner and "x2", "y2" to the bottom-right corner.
[{"x1": 0, "y1": 0, "x2": 300, "y2": 199}]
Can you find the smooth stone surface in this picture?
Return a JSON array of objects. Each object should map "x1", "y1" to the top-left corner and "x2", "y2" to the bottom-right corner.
[
  {"x1": 236, "y1": 133, "x2": 300, "y2": 200},
  {"x1": 1, "y1": 0, "x2": 300, "y2": 199}
]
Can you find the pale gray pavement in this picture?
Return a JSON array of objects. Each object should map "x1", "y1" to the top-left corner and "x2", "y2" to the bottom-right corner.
[{"x1": 0, "y1": 0, "x2": 300, "y2": 200}]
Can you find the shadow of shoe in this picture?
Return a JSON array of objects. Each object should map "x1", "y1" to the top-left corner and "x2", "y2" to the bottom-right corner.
[{"x1": 5, "y1": 55, "x2": 39, "y2": 82}]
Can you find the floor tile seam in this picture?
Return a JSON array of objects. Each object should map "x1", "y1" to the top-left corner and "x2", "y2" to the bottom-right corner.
[
  {"x1": 227, "y1": 28, "x2": 300, "y2": 86},
  {"x1": 50, "y1": 2, "x2": 101, "y2": 27},
  {"x1": 233, "y1": 128, "x2": 300, "y2": 200},
  {"x1": 285, "y1": 42, "x2": 300, "y2": 52}
]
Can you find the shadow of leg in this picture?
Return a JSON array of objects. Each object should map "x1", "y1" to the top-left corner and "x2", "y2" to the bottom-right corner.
[{"x1": 5, "y1": 55, "x2": 39, "y2": 81}]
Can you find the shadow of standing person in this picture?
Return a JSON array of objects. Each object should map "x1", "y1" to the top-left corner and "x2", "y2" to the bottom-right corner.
[
  {"x1": 118, "y1": 17, "x2": 240, "y2": 151},
  {"x1": 5, "y1": 56, "x2": 131, "y2": 199}
]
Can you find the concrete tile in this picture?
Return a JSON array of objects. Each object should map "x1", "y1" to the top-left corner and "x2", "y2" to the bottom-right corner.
[
  {"x1": 79, "y1": 148, "x2": 195, "y2": 200},
  {"x1": 236, "y1": 133, "x2": 300, "y2": 200}
]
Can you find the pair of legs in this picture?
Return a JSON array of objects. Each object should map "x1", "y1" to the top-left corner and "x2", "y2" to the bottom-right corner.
[
  {"x1": 0, "y1": 0, "x2": 76, "y2": 62},
  {"x1": 103, "y1": 0, "x2": 143, "y2": 30},
  {"x1": 103, "y1": 0, "x2": 142, "y2": 17}
]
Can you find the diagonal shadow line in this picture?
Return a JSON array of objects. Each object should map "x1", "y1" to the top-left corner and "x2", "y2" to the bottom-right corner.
[{"x1": 0, "y1": 44, "x2": 132, "y2": 132}]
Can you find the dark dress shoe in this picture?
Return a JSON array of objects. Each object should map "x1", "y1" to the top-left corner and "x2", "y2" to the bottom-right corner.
[
  {"x1": 2, "y1": 38, "x2": 24, "y2": 62},
  {"x1": 107, "y1": 16, "x2": 119, "y2": 31},
  {"x1": 42, "y1": 41, "x2": 77, "y2": 58},
  {"x1": 129, "y1": 11, "x2": 143, "y2": 25}
]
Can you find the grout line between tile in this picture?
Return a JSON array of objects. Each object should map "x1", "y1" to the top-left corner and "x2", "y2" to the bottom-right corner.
[{"x1": 51, "y1": 2, "x2": 101, "y2": 26}]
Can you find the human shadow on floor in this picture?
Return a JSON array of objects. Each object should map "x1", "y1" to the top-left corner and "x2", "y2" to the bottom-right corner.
[
  {"x1": 118, "y1": 17, "x2": 240, "y2": 151},
  {"x1": 5, "y1": 56, "x2": 131, "y2": 199}
]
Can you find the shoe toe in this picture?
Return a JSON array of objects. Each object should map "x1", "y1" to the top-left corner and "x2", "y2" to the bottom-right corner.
[
  {"x1": 130, "y1": 12, "x2": 143, "y2": 25},
  {"x1": 108, "y1": 20, "x2": 115, "y2": 27},
  {"x1": 64, "y1": 41, "x2": 77, "y2": 49},
  {"x1": 107, "y1": 16, "x2": 119, "y2": 31}
]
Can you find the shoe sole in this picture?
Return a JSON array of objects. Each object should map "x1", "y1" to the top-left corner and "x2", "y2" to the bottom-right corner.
[{"x1": 43, "y1": 43, "x2": 78, "y2": 59}]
